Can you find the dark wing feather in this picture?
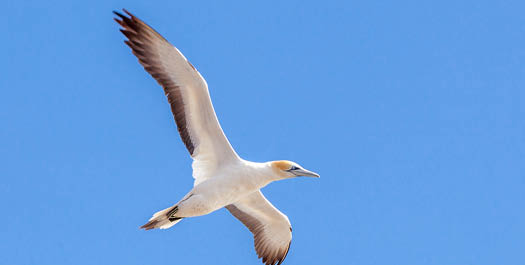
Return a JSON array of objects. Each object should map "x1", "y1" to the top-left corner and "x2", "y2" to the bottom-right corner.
[
  {"x1": 114, "y1": 10, "x2": 195, "y2": 154},
  {"x1": 226, "y1": 191, "x2": 292, "y2": 265},
  {"x1": 114, "y1": 10, "x2": 239, "y2": 185}
]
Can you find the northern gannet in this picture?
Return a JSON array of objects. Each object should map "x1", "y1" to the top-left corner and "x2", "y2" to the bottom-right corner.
[{"x1": 114, "y1": 9, "x2": 320, "y2": 265}]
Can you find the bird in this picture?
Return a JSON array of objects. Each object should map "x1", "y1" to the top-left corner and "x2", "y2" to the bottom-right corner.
[{"x1": 113, "y1": 9, "x2": 320, "y2": 265}]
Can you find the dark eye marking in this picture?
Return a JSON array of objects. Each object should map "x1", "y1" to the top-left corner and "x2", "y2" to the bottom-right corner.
[{"x1": 288, "y1": 166, "x2": 300, "y2": 171}]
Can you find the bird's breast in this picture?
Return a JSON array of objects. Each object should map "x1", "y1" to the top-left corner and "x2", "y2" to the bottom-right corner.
[{"x1": 195, "y1": 172, "x2": 267, "y2": 209}]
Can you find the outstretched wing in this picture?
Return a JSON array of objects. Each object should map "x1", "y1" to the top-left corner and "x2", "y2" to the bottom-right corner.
[
  {"x1": 226, "y1": 191, "x2": 292, "y2": 265},
  {"x1": 114, "y1": 10, "x2": 239, "y2": 184}
]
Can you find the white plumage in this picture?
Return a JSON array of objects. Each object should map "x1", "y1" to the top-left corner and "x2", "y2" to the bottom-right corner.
[{"x1": 114, "y1": 9, "x2": 319, "y2": 265}]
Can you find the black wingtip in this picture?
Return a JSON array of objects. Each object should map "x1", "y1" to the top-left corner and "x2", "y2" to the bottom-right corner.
[
  {"x1": 113, "y1": 9, "x2": 134, "y2": 20},
  {"x1": 112, "y1": 10, "x2": 123, "y2": 17},
  {"x1": 123, "y1": 8, "x2": 133, "y2": 17}
]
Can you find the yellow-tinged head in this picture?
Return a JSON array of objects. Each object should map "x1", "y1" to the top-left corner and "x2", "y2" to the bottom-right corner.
[{"x1": 270, "y1": 160, "x2": 320, "y2": 179}]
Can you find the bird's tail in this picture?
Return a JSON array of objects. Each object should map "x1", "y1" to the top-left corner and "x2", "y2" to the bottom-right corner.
[{"x1": 140, "y1": 205, "x2": 183, "y2": 230}]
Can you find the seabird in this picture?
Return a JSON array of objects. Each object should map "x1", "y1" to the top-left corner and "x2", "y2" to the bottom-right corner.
[{"x1": 114, "y1": 9, "x2": 320, "y2": 265}]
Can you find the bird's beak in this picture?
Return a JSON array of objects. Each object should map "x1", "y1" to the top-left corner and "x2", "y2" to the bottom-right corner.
[{"x1": 293, "y1": 168, "x2": 320, "y2": 178}]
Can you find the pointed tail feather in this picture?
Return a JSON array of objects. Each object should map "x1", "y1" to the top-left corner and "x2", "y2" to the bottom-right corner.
[{"x1": 140, "y1": 205, "x2": 183, "y2": 230}]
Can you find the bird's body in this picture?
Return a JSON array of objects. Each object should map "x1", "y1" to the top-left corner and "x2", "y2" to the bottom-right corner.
[
  {"x1": 114, "y1": 9, "x2": 319, "y2": 265},
  {"x1": 168, "y1": 161, "x2": 276, "y2": 218}
]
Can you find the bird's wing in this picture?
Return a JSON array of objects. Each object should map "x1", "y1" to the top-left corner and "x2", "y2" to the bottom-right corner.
[
  {"x1": 114, "y1": 10, "x2": 239, "y2": 184},
  {"x1": 226, "y1": 191, "x2": 292, "y2": 265}
]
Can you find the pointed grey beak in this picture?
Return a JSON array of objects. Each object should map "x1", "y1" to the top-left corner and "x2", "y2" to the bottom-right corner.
[{"x1": 292, "y1": 168, "x2": 320, "y2": 178}]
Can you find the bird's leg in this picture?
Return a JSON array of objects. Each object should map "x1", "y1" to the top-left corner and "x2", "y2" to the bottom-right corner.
[{"x1": 167, "y1": 206, "x2": 181, "y2": 221}]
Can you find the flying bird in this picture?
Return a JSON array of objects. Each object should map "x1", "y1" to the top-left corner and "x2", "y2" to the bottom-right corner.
[{"x1": 114, "y1": 9, "x2": 319, "y2": 265}]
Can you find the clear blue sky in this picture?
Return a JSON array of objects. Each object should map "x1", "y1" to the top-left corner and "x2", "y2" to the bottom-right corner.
[{"x1": 3, "y1": 0, "x2": 524, "y2": 264}]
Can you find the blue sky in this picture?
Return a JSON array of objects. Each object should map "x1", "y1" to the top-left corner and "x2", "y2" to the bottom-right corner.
[{"x1": 2, "y1": 0, "x2": 524, "y2": 264}]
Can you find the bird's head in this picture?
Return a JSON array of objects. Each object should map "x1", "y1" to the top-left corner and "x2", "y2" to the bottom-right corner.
[{"x1": 270, "y1": 160, "x2": 320, "y2": 179}]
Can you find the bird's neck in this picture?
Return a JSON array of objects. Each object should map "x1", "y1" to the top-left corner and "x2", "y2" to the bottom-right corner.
[{"x1": 243, "y1": 160, "x2": 285, "y2": 185}]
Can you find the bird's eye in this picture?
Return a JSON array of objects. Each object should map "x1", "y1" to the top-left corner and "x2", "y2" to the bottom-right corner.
[{"x1": 289, "y1": 166, "x2": 299, "y2": 171}]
